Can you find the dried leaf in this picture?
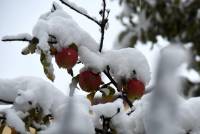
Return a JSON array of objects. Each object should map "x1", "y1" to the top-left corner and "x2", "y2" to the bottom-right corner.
[
  {"x1": 87, "y1": 92, "x2": 96, "y2": 102},
  {"x1": 40, "y1": 51, "x2": 55, "y2": 81},
  {"x1": 100, "y1": 86, "x2": 115, "y2": 97}
]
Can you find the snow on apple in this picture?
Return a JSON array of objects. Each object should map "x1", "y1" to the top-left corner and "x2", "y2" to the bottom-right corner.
[
  {"x1": 79, "y1": 46, "x2": 151, "y2": 86},
  {"x1": 32, "y1": 2, "x2": 99, "y2": 52}
]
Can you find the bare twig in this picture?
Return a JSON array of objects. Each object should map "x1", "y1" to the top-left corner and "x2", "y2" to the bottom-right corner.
[
  {"x1": 2, "y1": 37, "x2": 57, "y2": 44},
  {"x1": 100, "y1": 82, "x2": 112, "y2": 89},
  {"x1": 0, "y1": 99, "x2": 13, "y2": 105},
  {"x1": 2, "y1": 38, "x2": 30, "y2": 42},
  {"x1": 103, "y1": 66, "x2": 118, "y2": 91},
  {"x1": 59, "y1": 0, "x2": 108, "y2": 52},
  {"x1": 99, "y1": 0, "x2": 107, "y2": 52},
  {"x1": 59, "y1": 0, "x2": 100, "y2": 26}
]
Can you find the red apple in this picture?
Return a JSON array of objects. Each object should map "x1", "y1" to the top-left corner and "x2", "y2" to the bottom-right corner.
[
  {"x1": 124, "y1": 79, "x2": 145, "y2": 100},
  {"x1": 79, "y1": 70, "x2": 102, "y2": 92},
  {"x1": 55, "y1": 47, "x2": 78, "y2": 69}
]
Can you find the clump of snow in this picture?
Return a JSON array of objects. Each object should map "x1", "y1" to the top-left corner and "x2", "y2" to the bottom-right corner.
[
  {"x1": 92, "y1": 99, "x2": 134, "y2": 134},
  {"x1": 79, "y1": 46, "x2": 151, "y2": 85},
  {"x1": 32, "y1": 2, "x2": 99, "y2": 52},
  {"x1": 40, "y1": 96, "x2": 95, "y2": 134},
  {"x1": 92, "y1": 99, "x2": 123, "y2": 118},
  {"x1": 78, "y1": 46, "x2": 106, "y2": 73},
  {"x1": 158, "y1": 45, "x2": 190, "y2": 73},
  {"x1": 0, "y1": 76, "x2": 66, "y2": 116},
  {"x1": 2, "y1": 33, "x2": 32, "y2": 41},
  {"x1": 92, "y1": 99, "x2": 122, "y2": 129},
  {"x1": 104, "y1": 47, "x2": 151, "y2": 85},
  {"x1": 111, "y1": 111, "x2": 133, "y2": 134},
  {"x1": 61, "y1": 0, "x2": 88, "y2": 15},
  {"x1": 2, "y1": 108, "x2": 28, "y2": 134},
  {"x1": 127, "y1": 45, "x2": 198, "y2": 134}
]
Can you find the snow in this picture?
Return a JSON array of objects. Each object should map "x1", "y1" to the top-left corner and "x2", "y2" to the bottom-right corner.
[
  {"x1": 79, "y1": 46, "x2": 105, "y2": 73},
  {"x1": 32, "y1": 2, "x2": 99, "y2": 52},
  {"x1": 130, "y1": 92, "x2": 200, "y2": 134},
  {"x1": 40, "y1": 96, "x2": 95, "y2": 134},
  {"x1": 0, "y1": 76, "x2": 66, "y2": 116},
  {"x1": 125, "y1": 45, "x2": 200, "y2": 134},
  {"x1": 79, "y1": 46, "x2": 151, "y2": 85},
  {"x1": 103, "y1": 47, "x2": 151, "y2": 85},
  {"x1": 92, "y1": 99, "x2": 123, "y2": 118},
  {"x1": 2, "y1": 33, "x2": 32, "y2": 41},
  {"x1": 1, "y1": 45, "x2": 200, "y2": 134},
  {"x1": 111, "y1": 111, "x2": 133, "y2": 134},
  {"x1": 92, "y1": 99, "x2": 133, "y2": 134},
  {"x1": 2, "y1": 2, "x2": 99, "y2": 81},
  {"x1": 179, "y1": 64, "x2": 200, "y2": 83},
  {"x1": 2, "y1": 108, "x2": 28, "y2": 134},
  {"x1": 61, "y1": 0, "x2": 88, "y2": 15}
]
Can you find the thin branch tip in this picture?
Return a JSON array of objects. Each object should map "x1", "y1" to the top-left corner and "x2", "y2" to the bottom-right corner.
[{"x1": 59, "y1": 0, "x2": 100, "y2": 26}]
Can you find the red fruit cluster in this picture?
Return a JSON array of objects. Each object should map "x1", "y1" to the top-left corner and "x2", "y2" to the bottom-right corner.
[
  {"x1": 55, "y1": 48, "x2": 78, "y2": 69},
  {"x1": 124, "y1": 79, "x2": 145, "y2": 100},
  {"x1": 79, "y1": 70, "x2": 102, "y2": 92}
]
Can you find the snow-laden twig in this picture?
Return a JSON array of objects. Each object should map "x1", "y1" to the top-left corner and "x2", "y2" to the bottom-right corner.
[
  {"x1": 0, "y1": 99, "x2": 13, "y2": 105},
  {"x1": 99, "y1": 0, "x2": 108, "y2": 52},
  {"x1": 1, "y1": 33, "x2": 32, "y2": 42},
  {"x1": 2, "y1": 34, "x2": 57, "y2": 44},
  {"x1": 59, "y1": 0, "x2": 100, "y2": 26},
  {"x1": 59, "y1": 0, "x2": 109, "y2": 52}
]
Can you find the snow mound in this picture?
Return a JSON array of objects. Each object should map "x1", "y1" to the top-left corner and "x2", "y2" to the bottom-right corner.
[
  {"x1": 33, "y1": 2, "x2": 99, "y2": 52},
  {"x1": 79, "y1": 46, "x2": 151, "y2": 85},
  {"x1": 0, "y1": 76, "x2": 66, "y2": 116},
  {"x1": 40, "y1": 96, "x2": 95, "y2": 134}
]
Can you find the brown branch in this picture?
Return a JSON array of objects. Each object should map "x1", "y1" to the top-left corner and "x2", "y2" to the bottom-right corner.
[
  {"x1": 59, "y1": 0, "x2": 108, "y2": 52},
  {"x1": 99, "y1": 0, "x2": 107, "y2": 52},
  {"x1": 59, "y1": 0, "x2": 100, "y2": 26},
  {"x1": 2, "y1": 38, "x2": 30, "y2": 42},
  {"x1": 2, "y1": 37, "x2": 57, "y2": 44},
  {"x1": 103, "y1": 66, "x2": 118, "y2": 91},
  {"x1": 0, "y1": 99, "x2": 13, "y2": 105}
]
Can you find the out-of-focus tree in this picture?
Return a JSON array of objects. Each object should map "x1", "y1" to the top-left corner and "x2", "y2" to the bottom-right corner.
[{"x1": 116, "y1": 0, "x2": 200, "y2": 96}]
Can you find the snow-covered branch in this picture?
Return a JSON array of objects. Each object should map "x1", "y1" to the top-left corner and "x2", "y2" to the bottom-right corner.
[{"x1": 59, "y1": 0, "x2": 100, "y2": 26}]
